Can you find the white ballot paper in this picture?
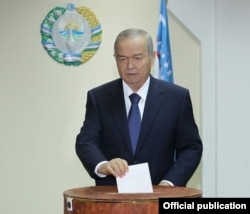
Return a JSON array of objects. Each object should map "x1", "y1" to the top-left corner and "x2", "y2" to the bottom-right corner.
[{"x1": 116, "y1": 162, "x2": 153, "y2": 193}]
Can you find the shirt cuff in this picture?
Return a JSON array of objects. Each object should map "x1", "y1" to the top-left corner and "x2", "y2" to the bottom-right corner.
[
  {"x1": 160, "y1": 180, "x2": 174, "y2": 186},
  {"x1": 94, "y1": 161, "x2": 108, "y2": 178}
]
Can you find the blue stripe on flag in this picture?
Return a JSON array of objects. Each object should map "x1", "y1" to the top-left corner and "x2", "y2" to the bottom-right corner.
[{"x1": 157, "y1": 0, "x2": 173, "y2": 83}]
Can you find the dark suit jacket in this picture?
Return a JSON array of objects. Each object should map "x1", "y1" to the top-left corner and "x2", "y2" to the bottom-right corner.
[{"x1": 76, "y1": 76, "x2": 202, "y2": 186}]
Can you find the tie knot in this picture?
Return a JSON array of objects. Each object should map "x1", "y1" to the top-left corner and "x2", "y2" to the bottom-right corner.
[{"x1": 129, "y1": 93, "x2": 141, "y2": 104}]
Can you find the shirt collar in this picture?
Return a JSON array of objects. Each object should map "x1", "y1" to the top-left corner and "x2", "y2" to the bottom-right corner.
[{"x1": 122, "y1": 76, "x2": 150, "y2": 101}]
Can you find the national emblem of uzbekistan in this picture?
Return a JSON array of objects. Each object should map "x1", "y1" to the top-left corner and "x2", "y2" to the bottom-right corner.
[{"x1": 40, "y1": 3, "x2": 102, "y2": 66}]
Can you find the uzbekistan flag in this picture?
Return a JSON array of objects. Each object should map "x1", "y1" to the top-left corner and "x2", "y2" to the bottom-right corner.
[{"x1": 156, "y1": 0, "x2": 173, "y2": 83}]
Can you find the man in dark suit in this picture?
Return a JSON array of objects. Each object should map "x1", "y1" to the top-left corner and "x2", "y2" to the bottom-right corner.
[{"x1": 76, "y1": 29, "x2": 203, "y2": 186}]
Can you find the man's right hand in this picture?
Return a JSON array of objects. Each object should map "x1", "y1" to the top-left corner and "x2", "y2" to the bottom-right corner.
[{"x1": 97, "y1": 158, "x2": 128, "y2": 178}]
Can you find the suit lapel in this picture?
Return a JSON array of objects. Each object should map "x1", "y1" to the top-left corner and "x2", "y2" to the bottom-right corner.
[
  {"x1": 135, "y1": 77, "x2": 165, "y2": 154},
  {"x1": 106, "y1": 80, "x2": 132, "y2": 152}
]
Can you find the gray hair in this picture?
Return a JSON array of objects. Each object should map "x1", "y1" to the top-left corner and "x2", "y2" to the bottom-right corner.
[{"x1": 114, "y1": 29, "x2": 154, "y2": 56}]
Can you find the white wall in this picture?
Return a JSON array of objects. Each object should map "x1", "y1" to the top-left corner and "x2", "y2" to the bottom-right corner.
[
  {"x1": 169, "y1": 0, "x2": 250, "y2": 197},
  {"x1": 216, "y1": 0, "x2": 250, "y2": 197}
]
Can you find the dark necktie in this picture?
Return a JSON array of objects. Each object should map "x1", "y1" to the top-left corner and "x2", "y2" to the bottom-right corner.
[{"x1": 128, "y1": 93, "x2": 141, "y2": 153}]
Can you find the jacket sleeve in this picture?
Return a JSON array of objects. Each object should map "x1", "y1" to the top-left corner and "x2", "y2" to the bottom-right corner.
[
  {"x1": 75, "y1": 91, "x2": 107, "y2": 179},
  {"x1": 163, "y1": 90, "x2": 203, "y2": 186}
]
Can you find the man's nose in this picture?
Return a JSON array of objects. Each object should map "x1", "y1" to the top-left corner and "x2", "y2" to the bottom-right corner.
[{"x1": 127, "y1": 58, "x2": 135, "y2": 69}]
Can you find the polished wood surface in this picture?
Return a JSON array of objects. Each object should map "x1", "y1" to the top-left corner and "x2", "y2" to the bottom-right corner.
[{"x1": 63, "y1": 185, "x2": 202, "y2": 214}]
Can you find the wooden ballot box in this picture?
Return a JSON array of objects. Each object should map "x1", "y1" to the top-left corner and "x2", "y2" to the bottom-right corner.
[{"x1": 63, "y1": 186, "x2": 202, "y2": 214}]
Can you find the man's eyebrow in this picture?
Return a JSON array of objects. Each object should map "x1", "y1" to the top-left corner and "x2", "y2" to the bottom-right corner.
[
  {"x1": 134, "y1": 54, "x2": 143, "y2": 56},
  {"x1": 115, "y1": 53, "x2": 144, "y2": 58}
]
